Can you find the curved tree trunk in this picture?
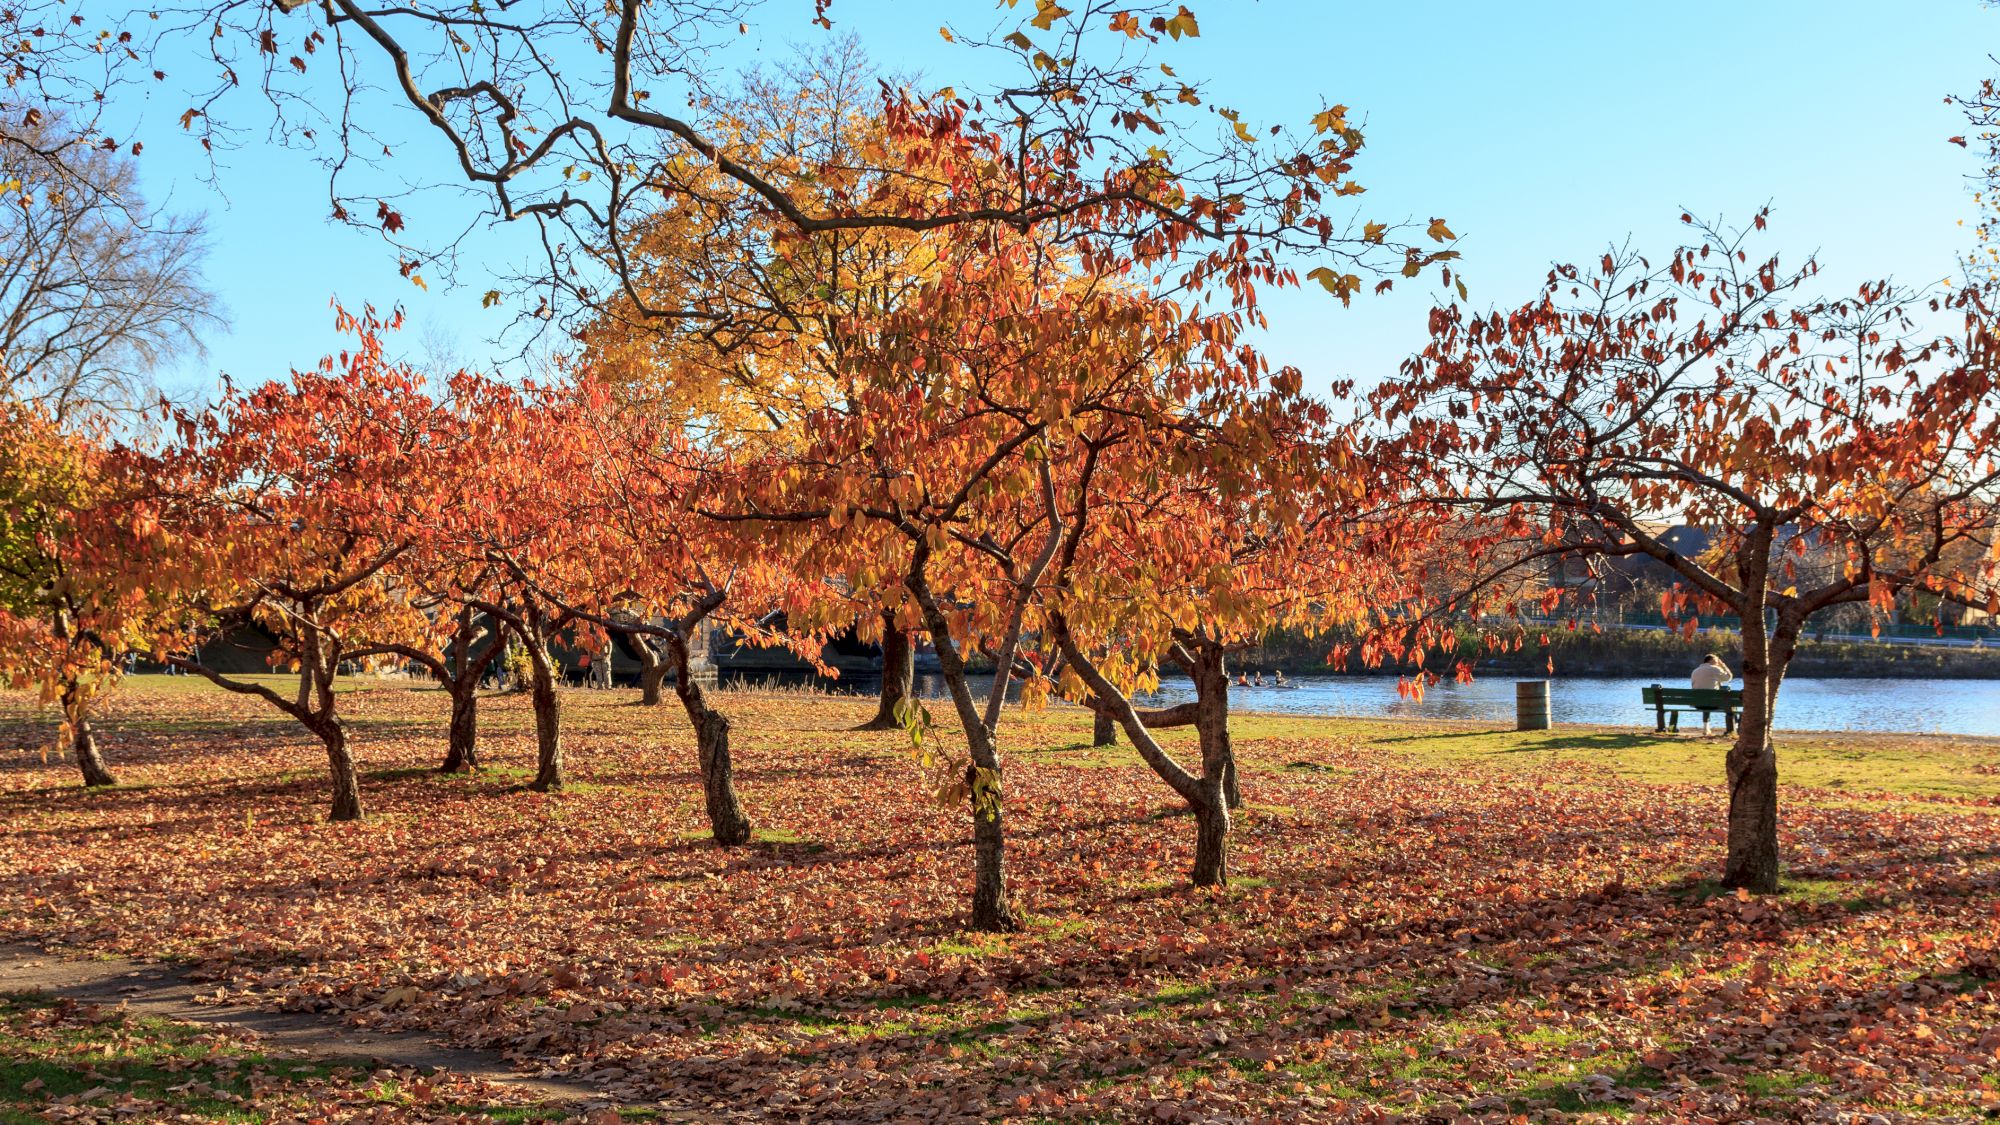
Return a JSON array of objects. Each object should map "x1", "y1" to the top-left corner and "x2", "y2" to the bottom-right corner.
[
  {"x1": 861, "y1": 613, "x2": 914, "y2": 731},
  {"x1": 61, "y1": 682, "x2": 116, "y2": 788},
  {"x1": 440, "y1": 681, "x2": 479, "y2": 772},
  {"x1": 73, "y1": 713, "x2": 116, "y2": 788},
  {"x1": 670, "y1": 633, "x2": 751, "y2": 846},
  {"x1": 1053, "y1": 615, "x2": 1222, "y2": 888}
]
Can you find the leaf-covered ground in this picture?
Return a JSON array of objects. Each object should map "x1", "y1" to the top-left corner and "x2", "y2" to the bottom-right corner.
[
  {"x1": 0, "y1": 992, "x2": 576, "y2": 1123},
  {"x1": 3, "y1": 677, "x2": 1999, "y2": 1123}
]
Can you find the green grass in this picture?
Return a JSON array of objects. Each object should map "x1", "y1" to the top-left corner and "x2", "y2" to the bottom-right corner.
[{"x1": 1344, "y1": 721, "x2": 2000, "y2": 799}]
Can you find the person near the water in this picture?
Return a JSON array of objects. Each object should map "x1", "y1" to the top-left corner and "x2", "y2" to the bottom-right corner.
[
  {"x1": 1274, "y1": 670, "x2": 1289, "y2": 687},
  {"x1": 1690, "y1": 654, "x2": 1734, "y2": 735},
  {"x1": 1236, "y1": 671, "x2": 1249, "y2": 687},
  {"x1": 1252, "y1": 671, "x2": 1264, "y2": 687}
]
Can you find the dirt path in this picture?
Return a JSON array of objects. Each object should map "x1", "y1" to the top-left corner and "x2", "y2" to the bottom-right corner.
[{"x1": 0, "y1": 942, "x2": 617, "y2": 1113}]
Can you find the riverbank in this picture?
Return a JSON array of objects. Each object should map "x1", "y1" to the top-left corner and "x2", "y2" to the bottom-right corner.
[{"x1": 1255, "y1": 625, "x2": 2000, "y2": 679}]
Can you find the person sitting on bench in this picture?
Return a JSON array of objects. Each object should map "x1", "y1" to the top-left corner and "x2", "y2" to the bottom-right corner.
[{"x1": 1690, "y1": 654, "x2": 1734, "y2": 735}]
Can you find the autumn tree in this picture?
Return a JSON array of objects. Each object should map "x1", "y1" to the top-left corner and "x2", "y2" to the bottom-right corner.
[
  {"x1": 0, "y1": 404, "x2": 179, "y2": 785},
  {"x1": 428, "y1": 377, "x2": 597, "y2": 794},
  {"x1": 537, "y1": 389, "x2": 831, "y2": 846},
  {"x1": 158, "y1": 307, "x2": 440, "y2": 821},
  {"x1": 362, "y1": 555, "x2": 509, "y2": 773},
  {"x1": 577, "y1": 43, "x2": 940, "y2": 726},
  {"x1": 726, "y1": 229, "x2": 1257, "y2": 927},
  {"x1": 1371, "y1": 215, "x2": 2000, "y2": 892},
  {"x1": 1038, "y1": 335, "x2": 1379, "y2": 886}
]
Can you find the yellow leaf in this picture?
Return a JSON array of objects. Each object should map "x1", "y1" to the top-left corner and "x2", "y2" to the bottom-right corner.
[
  {"x1": 1306, "y1": 266, "x2": 1360, "y2": 306},
  {"x1": 1362, "y1": 221, "x2": 1387, "y2": 243},
  {"x1": 1029, "y1": 1, "x2": 1070, "y2": 30},
  {"x1": 1427, "y1": 217, "x2": 1456, "y2": 242},
  {"x1": 938, "y1": 26, "x2": 953, "y2": 42},
  {"x1": 1004, "y1": 30, "x2": 1033, "y2": 50}
]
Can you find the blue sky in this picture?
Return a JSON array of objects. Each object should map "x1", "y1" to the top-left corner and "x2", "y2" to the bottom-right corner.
[{"x1": 130, "y1": 1, "x2": 1998, "y2": 402}]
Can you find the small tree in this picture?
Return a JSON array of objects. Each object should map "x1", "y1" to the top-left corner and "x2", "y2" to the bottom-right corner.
[
  {"x1": 0, "y1": 404, "x2": 175, "y2": 785},
  {"x1": 1372, "y1": 215, "x2": 2000, "y2": 892},
  {"x1": 160, "y1": 308, "x2": 439, "y2": 821},
  {"x1": 1044, "y1": 359, "x2": 1371, "y2": 887}
]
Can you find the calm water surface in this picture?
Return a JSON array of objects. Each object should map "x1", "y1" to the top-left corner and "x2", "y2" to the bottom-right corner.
[{"x1": 899, "y1": 673, "x2": 2000, "y2": 737}]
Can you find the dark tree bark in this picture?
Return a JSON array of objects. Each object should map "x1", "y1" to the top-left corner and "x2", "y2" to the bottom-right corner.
[
  {"x1": 313, "y1": 715, "x2": 362, "y2": 822},
  {"x1": 669, "y1": 630, "x2": 751, "y2": 846},
  {"x1": 1092, "y1": 708, "x2": 1117, "y2": 747},
  {"x1": 436, "y1": 606, "x2": 494, "y2": 773},
  {"x1": 488, "y1": 600, "x2": 573, "y2": 793},
  {"x1": 1191, "y1": 775, "x2": 1230, "y2": 886},
  {"x1": 585, "y1": 589, "x2": 750, "y2": 845},
  {"x1": 442, "y1": 683, "x2": 479, "y2": 773},
  {"x1": 524, "y1": 625, "x2": 564, "y2": 792},
  {"x1": 1185, "y1": 640, "x2": 1241, "y2": 811},
  {"x1": 860, "y1": 611, "x2": 914, "y2": 731},
  {"x1": 62, "y1": 681, "x2": 116, "y2": 788},
  {"x1": 1723, "y1": 567, "x2": 1790, "y2": 893}
]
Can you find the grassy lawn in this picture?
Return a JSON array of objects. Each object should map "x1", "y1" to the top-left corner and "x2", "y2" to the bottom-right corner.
[{"x1": 2, "y1": 675, "x2": 1998, "y2": 1122}]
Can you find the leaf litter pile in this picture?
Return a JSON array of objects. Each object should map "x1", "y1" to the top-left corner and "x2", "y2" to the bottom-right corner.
[{"x1": 3, "y1": 681, "x2": 1999, "y2": 1123}]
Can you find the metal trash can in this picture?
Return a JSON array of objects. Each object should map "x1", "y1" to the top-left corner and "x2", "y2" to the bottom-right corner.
[{"x1": 1516, "y1": 680, "x2": 1551, "y2": 731}]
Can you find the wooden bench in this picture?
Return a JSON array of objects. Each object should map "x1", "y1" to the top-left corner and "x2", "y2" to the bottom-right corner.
[{"x1": 1642, "y1": 685, "x2": 1743, "y2": 734}]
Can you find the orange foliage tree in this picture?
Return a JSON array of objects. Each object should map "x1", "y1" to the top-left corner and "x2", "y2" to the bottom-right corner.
[
  {"x1": 1371, "y1": 215, "x2": 2000, "y2": 892},
  {"x1": 156, "y1": 308, "x2": 444, "y2": 821},
  {"x1": 1044, "y1": 368, "x2": 1388, "y2": 887}
]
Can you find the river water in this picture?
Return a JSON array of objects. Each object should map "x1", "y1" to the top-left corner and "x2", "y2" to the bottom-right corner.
[{"x1": 893, "y1": 673, "x2": 2000, "y2": 737}]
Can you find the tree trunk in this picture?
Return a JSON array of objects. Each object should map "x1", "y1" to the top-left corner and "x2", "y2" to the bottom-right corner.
[
  {"x1": 1191, "y1": 777, "x2": 1230, "y2": 887},
  {"x1": 1723, "y1": 537, "x2": 1783, "y2": 894},
  {"x1": 61, "y1": 681, "x2": 116, "y2": 788},
  {"x1": 1051, "y1": 613, "x2": 1217, "y2": 889},
  {"x1": 1092, "y1": 709, "x2": 1117, "y2": 747},
  {"x1": 71, "y1": 709, "x2": 116, "y2": 787},
  {"x1": 1188, "y1": 644, "x2": 1236, "y2": 885},
  {"x1": 525, "y1": 634, "x2": 563, "y2": 792},
  {"x1": 911, "y1": 566, "x2": 1017, "y2": 932},
  {"x1": 671, "y1": 634, "x2": 751, "y2": 846},
  {"x1": 636, "y1": 639, "x2": 671, "y2": 707},
  {"x1": 440, "y1": 679, "x2": 479, "y2": 772},
  {"x1": 316, "y1": 717, "x2": 362, "y2": 822},
  {"x1": 860, "y1": 613, "x2": 914, "y2": 731}
]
